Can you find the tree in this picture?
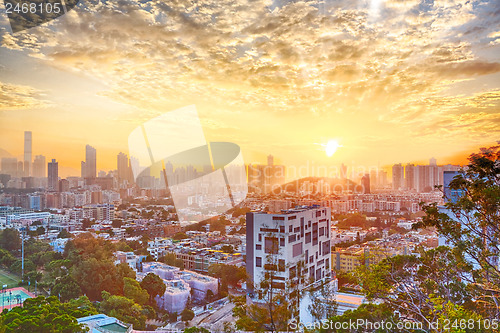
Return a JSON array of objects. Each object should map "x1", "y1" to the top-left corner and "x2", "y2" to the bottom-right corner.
[
  {"x1": 308, "y1": 280, "x2": 338, "y2": 322},
  {"x1": 417, "y1": 144, "x2": 500, "y2": 319},
  {"x1": 172, "y1": 232, "x2": 188, "y2": 240},
  {"x1": 100, "y1": 291, "x2": 147, "y2": 330},
  {"x1": 184, "y1": 327, "x2": 209, "y2": 333},
  {"x1": 208, "y1": 264, "x2": 246, "y2": 291},
  {"x1": 124, "y1": 277, "x2": 149, "y2": 305},
  {"x1": 57, "y1": 229, "x2": 72, "y2": 239},
  {"x1": 71, "y1": 258, "x2": 134, "y2": 300},
  {"x1": 0, "y1": 296, "x2": 96, "y2": 333},
  {"x1": 220, "y1": 245, "x2": 234, "y2": 254},
  {"x1": 112, "y1": 219, "x2": 123, "y2": 228},
  {"x1": 206, "y1": 289, "x2": 214, "y2": 303},
  {"x1": 140, "y1": 272, "x2": 166, "y2": 304},
  {"x1": 0, "y1": 228, "x2": 21, "y2": 253},
  {"x1": 52, "y1": 275, "x2": 83, "y2": 302},
  {"x1": 181, "y1": 308, "x2": 195, "y2": 323},
  {"x1": 355, "y1": 247, "x2": 473, "y2": 330}
]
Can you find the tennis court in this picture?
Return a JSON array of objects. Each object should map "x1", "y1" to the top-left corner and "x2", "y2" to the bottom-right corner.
[
  {"x1": 0, "y1": 287, "x2": 34, "y2": 311},
  {"x1": 0, "y1": 270, "x2": 19, "y2": 289}
]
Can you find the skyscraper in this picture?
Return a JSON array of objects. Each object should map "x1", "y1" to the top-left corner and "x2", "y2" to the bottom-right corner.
[
  {"x1": 117, "y1": 152, "x2": 129, "y2": 182},
  {"x1": 361, "y1": 173, "x2": 370, "y2": 194},
  {"x1": 392, "y1": 163, "x2": 404, "y2": 190},
  {"x1": 33, "y1": 155, "x2": 46, "y2": 177},
  {"x1": 24, "y1": 131, "x2": 32, "y2": 177},
  {"x1": 48, "y1": 159, "x2": 58, "y2": 191},
  {"x1": 405, "y1": 163, "x2": 415, "y2": 190},
  {"x1": 85, "y1": 145, "x2": 96, "y2": 179}
]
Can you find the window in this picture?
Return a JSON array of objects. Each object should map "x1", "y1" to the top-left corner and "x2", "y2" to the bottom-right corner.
[
  {"x1": 293, "y1": 243, "x2": 303, "y2": 257},
  {"x1": 272, "y1": 216, "x2": 285, "y2": 221},
  {"x1": 289, "y1": 225, "x2": 293, "y2": 232},
  {"x1": 280, "y1": 237, "x2": 285, "y2": 247},
  {"x1": 305, "y1": 232, "x2": 311, "y2": 244},
  {"x1": 279, "y1": 225, "x2": 285, "y2": 233},
  {"x1": 258, "y1": 234, "x2": 262, "y2": 242},
  {"x1": 288, "y1": 234, "x2": 296, "y2": 243},
  {"x1": 319, "y1": 227, "x2": 324, "y2": 236},
  {"x1": 256, "y1": 257, "x2": 262, "y2": 267},
  {"x1": 261, "y1": 228, "x2": 279, "y2": 233},
  {"x1": 256, "y1": 244, "x2": 262, "y2": 250},
  {"x1": 279, "y1": 259, "x2": 285, "y2": 272},
  {"x1": 265, "y1": 237, "x2": 279, "y2": 254}
]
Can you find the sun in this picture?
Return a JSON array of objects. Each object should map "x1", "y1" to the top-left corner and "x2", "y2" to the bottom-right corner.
[{"x1": 325, "y1": 140, "x2": 341, "y2": 157}]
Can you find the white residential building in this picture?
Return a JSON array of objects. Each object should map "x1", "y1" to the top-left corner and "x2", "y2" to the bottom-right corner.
[{"x1": 246, "y1": 205, "x2": 332, "y2": 319}]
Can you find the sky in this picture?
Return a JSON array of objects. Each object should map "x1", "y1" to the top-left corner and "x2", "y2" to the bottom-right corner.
[{"x1": 0, "y1": 0, "x2": 499, "y2": 178}]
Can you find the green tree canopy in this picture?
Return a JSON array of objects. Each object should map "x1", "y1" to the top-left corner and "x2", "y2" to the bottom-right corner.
[
  {"x1": 0, "y1": 296, "x2": 96, "y2": 333},
  {"x1": 140, "y1": 272, "x2": 166, "y2": 304},
  {"x1": 123, "y1": 277, "x2": 149, "y2": 305},
  {"x1": 100, "y1": 291, "x2": 147, "y2": 330}
]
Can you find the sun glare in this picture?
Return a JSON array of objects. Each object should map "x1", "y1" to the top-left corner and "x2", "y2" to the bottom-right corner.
[{"x1": 325, "y1": 140, "x2": 341, "y2": 157}]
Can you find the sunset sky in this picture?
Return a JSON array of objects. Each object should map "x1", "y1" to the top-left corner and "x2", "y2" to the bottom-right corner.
[{"x1": 0, "y1": 0, "x2": 499, "y2": 178}]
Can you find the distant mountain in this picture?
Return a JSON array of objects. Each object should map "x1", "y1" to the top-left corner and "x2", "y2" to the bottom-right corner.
[
  {"x1": 272, "y1": 177, "x2": 358, "y2": 194},
  {"x1": 0, "y1": 148, "x2": 13, "y2": 159}
]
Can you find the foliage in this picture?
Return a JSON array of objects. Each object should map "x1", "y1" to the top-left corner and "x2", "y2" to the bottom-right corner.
[
  {"x1": 220, "y1": 245, "x2": 234, "y2": 254},
  {"x1": 0, "y1": 229, "x2": 21, "y2": 253},
  {"x1": 140, "y1": 272, "x2": 166, "y2": 304},
  {"x1": 100, "y1": 291, "x2": 147, "y2": 330},
  {"x1": 71, "y1": 258, "x2": 134, "y2": 301},
  {"x1": 0, "y1": 296, "x2": 96, "y2": 333},
  {"x1": 184, "y1": 327, "x2": 210, "y2": 333},
  {"x1": 417, "y1": 144, "x2": 500, "y2": 318},
  {"x1": 208, "y1": 263, "x2": 246, "y2": 292},
  {"x1": 52, "y1": 275, "x2": 83, "y2": 303},
  {"x1": 57, "y1": 229, "x2": 72, "y2": 239},
  {"x1": 123, "y1": 277, "x2": 149, "y2": 305},
  {"x1": 172, "y1": 232, "x2": 188, "y2": 240},
  {"x1": 356, "y1": 247, "x2": 474, "y2": 330},
  {"x1": 180, "y1": 308, "x2": 195, "y2": 323},
  {"x1": 308, "y1": 280, "x2": 338, "y2": 322},
  {"x1": 158, "y1": 253, "x2": 184, "y2": 269}
]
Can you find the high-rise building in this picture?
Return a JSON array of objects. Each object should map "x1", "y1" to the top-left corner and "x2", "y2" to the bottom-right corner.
[
  {"x1": 48, "y1": 159, "x2": 58, "y2": 191},
  {"x1": 1, "y1": 158, "x2": 18, "y2": 177},
  {"x1": 81, "y1": 161, "x2": 86, "y2": 178},
  {"x1": 361, "y1": 174, "x2": 370, "y2": 194},
  {"x1": 117, "y1": 152, "x2": 129, "y2": 182},
  {"x1": 247, "y1": 155, "x2": 285, "y2": 194},
  {"x1": 405, "y1": 163, "x2": 415, "y2": 190},
  {"x1": 85, "y1": 145, "x2": 96, "y2": 179},
  {"x1": 392, "y1": 163, "x2": 404, "y2": 190},
  {"x1": 33, "y1": 155, "x2": 46, "y2": 178},
  {"x1": 246, "y1": 206, "x2": 332, "y2": 318},
  {"x1": 24, "y1": 131, "x2": 32, "y2": 177}
]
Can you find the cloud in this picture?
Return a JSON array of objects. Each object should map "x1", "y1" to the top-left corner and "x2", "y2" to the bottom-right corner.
[
  {"x1": 0, "y1": 0, "x2": 498, "y2": 137},
  {"x1": 0, "y1": 82, "x2": 49, "y2": 110}
]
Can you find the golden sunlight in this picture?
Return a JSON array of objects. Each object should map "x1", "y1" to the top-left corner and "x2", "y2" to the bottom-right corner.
[{"x1": 325, "y1": 139, "x2": 341, "y2": 157}]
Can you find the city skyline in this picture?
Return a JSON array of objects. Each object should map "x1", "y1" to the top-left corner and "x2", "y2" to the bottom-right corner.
[
  {"x1": 0, "y1": 130, "x2": 470, "y2": 180},
  {"x1": 1, "y1": 1, "x2": 499, "y2": 175}
]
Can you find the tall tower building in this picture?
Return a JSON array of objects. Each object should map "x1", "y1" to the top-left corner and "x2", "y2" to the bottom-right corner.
[
  {"x1": 85, "y1": 145, "x2": 97, "y2": 179},
  {"x1": 392, "y1": 163, "x2": 404, "y2": 190},
  {"x1": 33, "y1": 155, "x2": 46, "y2": 177},
  {"x1": 246, "y1": 206, "x2": 332, "y2": 319},
  {"x1": 405, "y1": 163, "x2": 415, "y2": 190},
  {"x1": 24, "y1": 131, "x2": 32, "y2": 177},
  {"x1": 48, "y1": 159, "x2": 58, "y2": 191},
  {"x1": 117, "y1": 152, "x2": 129, "y2": 181},
  {"x1": 361, "y1": 174, "x2": 370, "y2": 194}
]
